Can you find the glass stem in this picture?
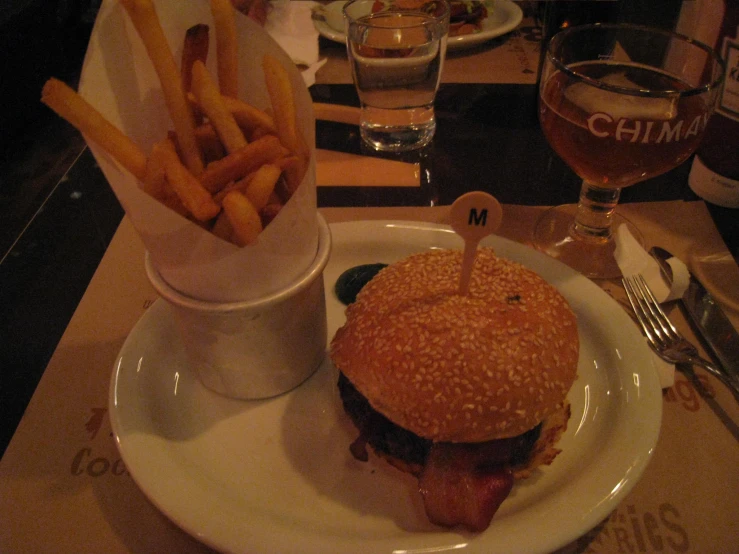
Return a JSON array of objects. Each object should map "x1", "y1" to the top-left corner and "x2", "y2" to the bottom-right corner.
[{"x1": 571, "y1": 181, "x2": 622, "y2": 242}]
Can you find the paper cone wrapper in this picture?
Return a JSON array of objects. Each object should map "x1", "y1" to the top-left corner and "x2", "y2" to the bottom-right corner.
[{"x1": 78, "y1": 0, "x2": 318, "y2": 303}]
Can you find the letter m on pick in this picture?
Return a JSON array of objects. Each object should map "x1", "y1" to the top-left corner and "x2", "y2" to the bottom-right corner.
[{"x1": 468, "y1": 208, "x2": 488, "y2": 226}]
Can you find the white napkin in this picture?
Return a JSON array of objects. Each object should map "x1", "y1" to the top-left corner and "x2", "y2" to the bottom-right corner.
[
  {"x1": 614, "y1": 224, "x2": 691, "y2": 388},
  {"x1": 265, "y1": 0, "x2": 326, "y2": 86},
  {"x1": 300, "y1": 58, "x2": 327, "y2": 87}
]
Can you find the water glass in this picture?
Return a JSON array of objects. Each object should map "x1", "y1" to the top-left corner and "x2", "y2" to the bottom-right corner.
[{"x1": 343, "y1": 0, "x2": 449, "y2": 152}]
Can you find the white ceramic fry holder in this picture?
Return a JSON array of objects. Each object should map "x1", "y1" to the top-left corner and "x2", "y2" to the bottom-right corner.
[{"x1": 449, "y1": 191, "x2": 503, "y2": 295}]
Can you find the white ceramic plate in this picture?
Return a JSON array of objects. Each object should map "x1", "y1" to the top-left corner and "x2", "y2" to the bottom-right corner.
[
  {"x1": 110, "y1": 221, "x2": 662, "y2": 554},
  {"x1": 313, "y1": 0, "x2": 524, "y2": 51}
]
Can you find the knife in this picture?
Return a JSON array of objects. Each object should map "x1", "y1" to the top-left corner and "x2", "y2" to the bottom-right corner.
[{"x1": 650, "y1": 246, "x2": 739, "y2": 386}]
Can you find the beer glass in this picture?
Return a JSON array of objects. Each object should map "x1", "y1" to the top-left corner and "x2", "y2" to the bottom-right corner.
[{"x1": 535, "y1": 24, "x2": 724, "y2": 278}]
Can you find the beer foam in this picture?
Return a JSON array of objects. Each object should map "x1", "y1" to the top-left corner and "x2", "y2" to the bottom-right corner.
[{"x1": 564, "y1": 72, "x2": 677, "y2": 121}]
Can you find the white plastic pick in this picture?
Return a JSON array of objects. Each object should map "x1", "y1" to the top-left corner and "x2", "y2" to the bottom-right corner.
[{"x1": 449, "y1": 191, "x2": 503, "y2": 295}]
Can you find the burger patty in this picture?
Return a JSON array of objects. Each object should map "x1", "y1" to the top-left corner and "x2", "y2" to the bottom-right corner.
[
  {"x1": 339, "y1": 372, "x2": 431, "y2": 468},
  {"x1": 338, "y1": 372, "x2": 542, "y2": 472}
]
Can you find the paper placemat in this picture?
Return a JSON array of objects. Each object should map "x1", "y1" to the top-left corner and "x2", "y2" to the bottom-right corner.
[{"x1": 1, "y1": 202, "x2": 737, "y2": 554}]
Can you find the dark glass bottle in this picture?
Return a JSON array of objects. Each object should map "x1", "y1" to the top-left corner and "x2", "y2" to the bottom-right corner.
[
  {"x1": 537, "y1": 1, "x2": 623, "y2": 79},
  {"x1": 537, "y1": 1, "x2": 686, "y2": 80},
  {"x1": 689, "y1": 0, "x2": 739, "y2": 208}
]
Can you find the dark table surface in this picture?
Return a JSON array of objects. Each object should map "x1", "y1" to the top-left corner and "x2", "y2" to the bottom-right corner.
[{"x1": 2, "y1": 11, "x2": 738, "y2": 459}]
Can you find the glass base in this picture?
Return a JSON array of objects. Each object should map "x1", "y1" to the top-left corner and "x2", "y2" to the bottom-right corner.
[
  {"x1": 360, "y1": 120, "x2": 435, "y2": 152},
  {"x1": 533, "y1": 204, "x2": 645, "y2": 279}
]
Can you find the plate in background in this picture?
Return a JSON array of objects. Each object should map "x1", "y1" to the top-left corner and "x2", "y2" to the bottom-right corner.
[{"x1": 313, "y1": 0, "x2": 524, "y2": 51}]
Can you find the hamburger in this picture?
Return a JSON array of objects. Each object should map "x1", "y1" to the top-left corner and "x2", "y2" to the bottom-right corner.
[{"x1": 330, "y1": 248, "x2": 579, "y2": 531}]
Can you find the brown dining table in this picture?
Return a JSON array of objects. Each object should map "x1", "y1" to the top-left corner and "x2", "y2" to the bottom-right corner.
[{"x1": 1, "y1": 6, "x2": 738, "y2": 554}]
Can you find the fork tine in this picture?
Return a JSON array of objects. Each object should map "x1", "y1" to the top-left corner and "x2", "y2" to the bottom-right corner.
[
  {"x1": 633, "y1": 275, "x2": 680, "y2": 342},
  {"x1": 622, "y1": 276, "x2": 657, "y2": 343}
]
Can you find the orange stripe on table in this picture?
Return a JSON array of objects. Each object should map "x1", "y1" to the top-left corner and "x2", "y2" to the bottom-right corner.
[{"x1": 316, "y1": 149, "x2": 420, "y2": 188}]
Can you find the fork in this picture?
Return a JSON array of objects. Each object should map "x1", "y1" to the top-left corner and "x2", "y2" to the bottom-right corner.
[{"x1": 622, "y1": 274, "x2": 739, "y2": 400}]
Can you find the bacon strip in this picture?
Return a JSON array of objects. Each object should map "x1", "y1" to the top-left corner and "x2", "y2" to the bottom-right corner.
[{"x1": 418, "y1": 442, "x2": 515, "y2": 531}]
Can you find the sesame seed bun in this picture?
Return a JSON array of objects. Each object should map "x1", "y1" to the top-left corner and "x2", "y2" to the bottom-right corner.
[{"x1": 330, "y1": 248, "x2": 579, "y2": 443}]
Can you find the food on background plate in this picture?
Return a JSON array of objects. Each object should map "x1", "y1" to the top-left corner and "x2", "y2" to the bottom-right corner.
[
  {"x1": 370, "y1": 0, "x2": 491, "y2": 36},
  {"x1": 330, "y1": 248, "x2": 579, "y2": 531},
  {"x1": 40, "y1": 0, "x2": 308, "y2": 247},
  {"x1": 448, "y1": 0, "x2": 490, "y2": 36}
]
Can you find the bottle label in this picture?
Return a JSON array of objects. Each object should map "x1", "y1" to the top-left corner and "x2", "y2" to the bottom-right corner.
[
  {"x1": 717, "y1": 26, "x2": 739, "y2": 123},
  {"x1": 689, "y1": 156, "x2": 739, "y2": 208}
]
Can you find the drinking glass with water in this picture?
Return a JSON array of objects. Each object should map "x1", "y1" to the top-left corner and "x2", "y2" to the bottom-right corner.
[{"x1": 343, "y1": 0, "x2": 450, "y2": 152}]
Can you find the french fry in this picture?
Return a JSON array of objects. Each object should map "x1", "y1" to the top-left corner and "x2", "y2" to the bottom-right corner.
[
  {"x1": 210, "y1": 0, "x2": 239, "y2": 97},
  {"x1": 188, "y1": 93, "x2": 277, "y2": 137},
  {"x1": 158, "y1": 138, "x2": 221, "y2": 221},
  {"x1": 260, "y1": 202, "x2": 283, "y2": 227},
  {"x1": 210, "y1": 161, "x2": 285, "y2": 207},
  {"x1": 120, "y1": 0, "x2": 204, "y2": 176},
  {"x1": 190, "y1": 60, "x2": 248, "y2": 154},
  {"x1": 262, "y1": 54, "x2": 301, "y2": 154},
  {"x1": 148, "y1": 140, "x2": 189, "y2": 217},
  {"x1": 272, "y1": 154, "x2": 305, "y2": 198},
  {"x1": 142, "y1": 140, "x2": 168, "y2": 200},
  {"x1": 41, "y1": 78, "x2": 147, "y2": 181},
  {"x1": 274, "y1": 174, "x2": 291, "y2": 204},
  {"x1": 211, "y1": 211, "x2": 234, "y2": 242},
  {"x1": 262, "y1": 54, "x2": 309, "y2": 193},
  {"x1": 243, "y1": 163, "x2": 281, "y2": 210},
  {"x1": 220, "y1": 95, "x2": 277, "y2": 135},
  {"x1": 222, "y1": 191, "x2": 262, "y2": 246},
  {"x1": 194, "y1": 123, "x2": 227, "y2": 161},
  {"x1": 247, "y1": 126, "x2": 273, "y2": 142},
  {"x1": 213, "y1": 172, "x2": 255, "y2": 204},
  {"x1": 271, "y1": 155, "x2": 301, "y2": 201},
  {"x1": 199, "y1": 135, "x2": 288, "y2": 193},
  {"x1": 282, "y1": 150, "x2": 308, "y2": 196},
  {"x1": 181, "y1": 24, "x2": 210, "y2": 93},
  {"x1": 274, "y1": 154, "x2": 300, "y2": 172}
]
